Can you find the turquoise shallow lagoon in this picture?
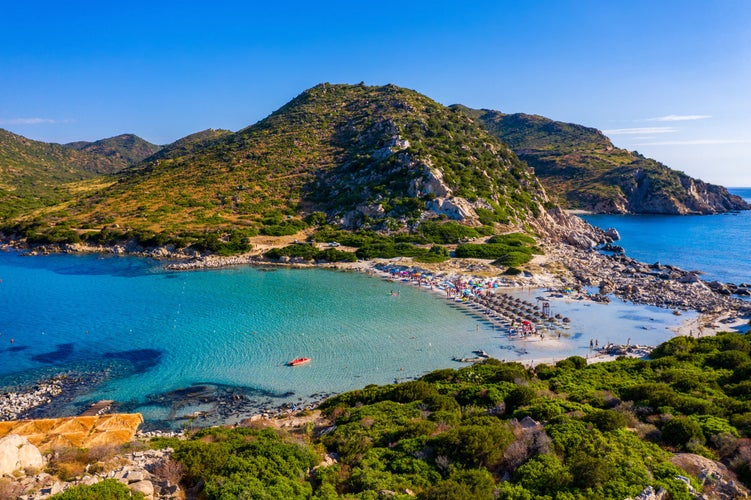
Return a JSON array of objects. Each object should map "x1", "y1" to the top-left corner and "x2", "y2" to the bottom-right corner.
[{"x1": 0, "y1": 250, "x2": 689, "y2": 427}]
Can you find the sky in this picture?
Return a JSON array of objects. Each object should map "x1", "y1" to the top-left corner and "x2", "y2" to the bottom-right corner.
[{"x1": 1, "y1": 1, "x2": 750, "y2": 186}]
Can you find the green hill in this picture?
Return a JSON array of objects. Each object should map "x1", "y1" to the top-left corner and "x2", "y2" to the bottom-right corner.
[
  {"x1": 456, "y1": 107, "x2": 749, "y2": 214},
  {"x1": 7, "y1": 84, "x2": 560, "y2": 251},
  {"x1": 0, "y1": 129, "x2": 125, "y2": 220},
  {"x1": 64, "y1": 133, "x2": 162, "y2": 170}
]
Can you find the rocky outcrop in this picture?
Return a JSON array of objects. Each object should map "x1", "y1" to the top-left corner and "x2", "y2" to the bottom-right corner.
[
  {"x1": 426, "y1": 197, "x2": 479, "y2": 223},
  {"x1": 621, "y1": 170, "x2": 749, "y2": 215},
  {"x1": 533, "y1": 206, "x2": 613, "y2": 249},
  {"x1": 0, "y1": 434, "x2": 44, "y2": 476},
  {"x1": 14, "y1": 447, "x2": 181, "y2": 500},
  {"x1": 546, "y1": 243, "x2": 751, "y2": 315},
  {"x1": 0, "y1": 377, "x2": 64, "y2": 421},
  {"x1": 626, "y1": 485, "x2": 667, "y2": 500},
  {"x1": 672, "y1": 453, "x2": 750, "y2": 500}
]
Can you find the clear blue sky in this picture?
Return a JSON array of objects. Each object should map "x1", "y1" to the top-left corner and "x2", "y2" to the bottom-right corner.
[{"x1": 2, "y1": 1, "x2": 749, "y2": 185}]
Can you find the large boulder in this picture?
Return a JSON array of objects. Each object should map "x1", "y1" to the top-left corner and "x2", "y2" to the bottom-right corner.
[
  {"x1": 0, "y1": 434, "x2": 44, "y2": 476},
  {"x1": 129, "y1": 480, "x2": 155, "y2": 499}
]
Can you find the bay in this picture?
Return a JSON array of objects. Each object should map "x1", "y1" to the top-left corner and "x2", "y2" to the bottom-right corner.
[
  {"x1": 581, "y1": 187, "x2": 751, "y2": 285},
  {"x1": 0, "y1": 249, "x2": 687, "y2": 428}
]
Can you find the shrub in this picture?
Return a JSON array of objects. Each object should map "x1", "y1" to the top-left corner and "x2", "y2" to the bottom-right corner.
[
  {"x1": 504, "y1": 386, "x2": 536, "y2": 413},
  {"x1": 555, "y1": 356, "x2": 588, "y2": 370},
  {"x1": 707, "y1": 350, "x2": 751, "y2": 370},
  {"x1": 431, "y1": 423, "x2": 513, "y2": 468},
  {"x1": 513, "y1": 453, "x2": 571, "y2": 497},
  {"x1": 585, "y1": 409, "x2": 628, "y2": 432},
  {"x1": 51, "y1": 479, "x2": 143, "y2": 499},
  {"x1": 388, "y1": 381, "x2": 439, "y2": 403},
  {"x1": 662, "y1": 416, "x2": 705, "y2": 448},
  {"x1": 419, "y1": 221, "x2": 480, "y2": 244}
]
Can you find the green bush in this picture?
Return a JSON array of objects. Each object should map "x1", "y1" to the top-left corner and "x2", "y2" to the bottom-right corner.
[
  {"x1": 264, "y1": 244, "x2": 356, "y2": 262},
  {"x1": 171, "y1": 427, "x2": 318, "y2": 498},
  {"x1": 504, "y1": 386, "x2": 536, "y2": 413},
  {"x1": 555, "y1": 356, "x2": 588, "y2": 370},
  {"x1": 585, "y1": 409, "x2": 628, "y2": 432},
  {"x1": 260, "y1": 218, "x2": 308, "y2": 236},
  {"x1": 513, "y1": 454, "x2": 571, "y2": 497},
  {"x1": 418, "y1": 221, "x2": 481, "y2": 244},
  {"x1": 662, "y1": 416, "x2": 706, "y2": 448},
  {"x1": 431, "y1": 422, "x2": 513, "y2": 468},
  {"x1": 51, "y1": 479, "x2": 144, "y2": 500}
]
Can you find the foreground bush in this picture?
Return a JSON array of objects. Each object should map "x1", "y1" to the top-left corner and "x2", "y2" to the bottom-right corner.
[{"x1": 51, "y1": 479, "x2": 143, "y2": 500}]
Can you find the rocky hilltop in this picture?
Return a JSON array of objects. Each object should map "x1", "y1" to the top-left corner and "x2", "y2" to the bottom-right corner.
[
  {"x1": 2, "y1": 83, "x2": 607, "y2": 252},
  {"x1": 456, "y1": 107, "x2": 749, "y2": 214}
]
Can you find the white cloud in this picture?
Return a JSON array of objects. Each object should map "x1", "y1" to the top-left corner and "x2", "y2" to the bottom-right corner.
[
  {"x1": 646, "y1": 114, "x2": 712, "y2": 122},
  {"x1": 604, "y1": 127, "x2": 676, "y2": 135},
  {"x1": 0, "y1": 117, "x2": 69, "y2": 125},
  {"x1": 635, "y1": 138, "x2": 751, "y2": 146}
]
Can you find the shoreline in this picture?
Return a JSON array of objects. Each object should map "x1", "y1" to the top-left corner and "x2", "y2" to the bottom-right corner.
[{"x1": 2, "y1": 238, "x2": 750, "y2": 427}]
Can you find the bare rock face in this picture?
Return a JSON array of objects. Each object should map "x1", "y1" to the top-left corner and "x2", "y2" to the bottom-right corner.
[
  {"x1": 531, "y1": 206, "x2": 612, "y2": 249},
  {"x1": 408, "y1": 164, "x2": 452, "y2": 198},
  {"x1": 425, "y1": 197, "x2": 479, "y2": 223},
  {"x1": 0, "y1": 434, "x2": 44, "y2": 476},
  {"x1": 671, "y1": 453, "x2": 750, "y2": 500}
]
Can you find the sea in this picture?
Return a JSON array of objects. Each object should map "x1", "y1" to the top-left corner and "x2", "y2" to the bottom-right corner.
[
  {"x1": 581, "y1": 187, "x2": 751, "y2": 285},
  {"x1": 1, "y1": 188, "x2": 748, "y2": 429}
]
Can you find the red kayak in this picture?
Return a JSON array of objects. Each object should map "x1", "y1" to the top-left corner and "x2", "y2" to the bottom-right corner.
[{"x1": 288, "y1": 357, "x2": 311, "y2": 366}]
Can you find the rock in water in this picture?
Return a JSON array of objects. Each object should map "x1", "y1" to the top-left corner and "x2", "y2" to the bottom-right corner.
[{"x1": 0, "y1": 434, "x2": 44, "y2": 475}]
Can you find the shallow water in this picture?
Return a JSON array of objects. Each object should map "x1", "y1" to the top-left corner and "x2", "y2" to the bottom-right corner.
[{"x1": 0, "y1": 250, "x2": 689, "y2": 427}]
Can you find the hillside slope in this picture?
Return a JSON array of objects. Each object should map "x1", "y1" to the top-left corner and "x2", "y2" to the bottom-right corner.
[
  {"x1": 0, "y1": 129, "x2": 125, "y2": 219},
  {"x1": 65, "y1": 133, "x2": 162, "y2": 171},
  {"x1": 8, "y1": 84, "x2": 599, "y2": 250},
  {"x1": 456, "y1": 107, "x2": 749, "y2": 214}
]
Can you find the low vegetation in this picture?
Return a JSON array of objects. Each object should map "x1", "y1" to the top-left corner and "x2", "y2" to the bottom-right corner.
[{"x1": 51, "y1": 479, "x2": 143, "y2": 500}]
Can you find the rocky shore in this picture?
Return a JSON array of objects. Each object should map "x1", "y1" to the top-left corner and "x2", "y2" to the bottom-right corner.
[
  {"x1": 0, "y1": 377, "x2": 65, "y2": 421},
  {"x1": 546, "y1": 242, "x2": 751, "y2": 318},
  {"x1": 0, "y1": 371, "x2": 117, "y2": 422}
]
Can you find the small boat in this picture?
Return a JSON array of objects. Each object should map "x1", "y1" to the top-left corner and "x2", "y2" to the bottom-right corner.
[{"x1": 287, "y1": 357, "x2": 311, "y2": 366}]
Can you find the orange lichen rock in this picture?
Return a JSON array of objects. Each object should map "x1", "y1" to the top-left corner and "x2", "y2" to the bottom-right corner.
[{"x1": 0, "y1": 414, "x2": 143, "y2": 451}]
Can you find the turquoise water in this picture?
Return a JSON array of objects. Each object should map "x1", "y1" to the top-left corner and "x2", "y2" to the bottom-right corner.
[
  {"x1": 0, "y1": 250, "x2": 687, "y2": 427},
  {"x1": 582, "y1": 187, "x2": 751, "y2": 285}
]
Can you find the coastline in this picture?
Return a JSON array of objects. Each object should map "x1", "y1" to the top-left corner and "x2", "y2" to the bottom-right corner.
[{"x1": 2, "y1": 236, "x2": 751, "y2": 427}]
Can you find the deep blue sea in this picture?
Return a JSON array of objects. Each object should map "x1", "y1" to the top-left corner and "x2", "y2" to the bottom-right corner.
[
  {"x1": 0, "y1": 250, "x2": 686, "y2": 428},
  {"x1": 582, "y1": 188, "x2": 751, "y2": 285}
]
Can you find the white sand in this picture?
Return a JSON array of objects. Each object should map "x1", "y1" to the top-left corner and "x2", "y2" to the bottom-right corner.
[{"x1": 671, "y1": 312, "x2": 750, "y2": 338}]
